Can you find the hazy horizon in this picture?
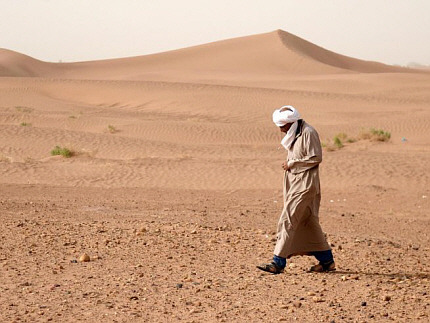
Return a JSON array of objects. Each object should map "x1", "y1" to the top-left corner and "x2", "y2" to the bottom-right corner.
[{"x1": 1, "y1": 0, "x2": 430, "y2": 66}]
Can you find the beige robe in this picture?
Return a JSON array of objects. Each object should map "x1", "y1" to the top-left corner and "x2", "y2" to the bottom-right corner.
[{"x1": 274, "y1": 120, "x2": 330, "y2": 258}]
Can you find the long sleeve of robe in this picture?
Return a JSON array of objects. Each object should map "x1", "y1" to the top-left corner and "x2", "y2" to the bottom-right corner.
[
  {"x1": 274, "y1": 121, "x2": 330, "y2": 258},
  {"x1": 287, "y1": 128, "x2": 322, "y2": 174}
]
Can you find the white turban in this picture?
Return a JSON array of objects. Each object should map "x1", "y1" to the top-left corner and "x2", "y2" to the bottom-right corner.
[
  {"x1": 272, "y1": 106, "x2": 301, "y2": 150},
  {"x1": 272, "y1": 105, "x2": 301, "y2": 127}
]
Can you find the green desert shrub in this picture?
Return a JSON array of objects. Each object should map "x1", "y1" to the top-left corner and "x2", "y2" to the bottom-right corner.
[
  {"x1": 15, "y1": 106, "x2": 33, "y2": 113},
  {"x1": 324, "y1": 128, "x2": 391, "y2": 152},
  {"x1": 51, "y1": 146, "x2": 74, "y2": 158},
  {"x1": 370, "y1": 128, "x2": 391, "y2": 141},
  {"x1": 333, "y1": 136, "x2": 344, "y2": 148},
  {"x1": 108, "y1": 125, "x2": 118, "y2": 133},
  {"x1": 360, "y1": 128, "x2": 391, "y2": 142}
]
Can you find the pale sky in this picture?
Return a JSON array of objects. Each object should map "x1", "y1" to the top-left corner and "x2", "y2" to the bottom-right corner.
[{"x1": 1, "y1": 0, "x2": 429, "y2": 66}]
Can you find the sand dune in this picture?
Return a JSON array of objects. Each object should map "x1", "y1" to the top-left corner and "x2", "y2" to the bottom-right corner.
[{"x1": 0, "y1": 30, "x2": 419, "y2": 82}]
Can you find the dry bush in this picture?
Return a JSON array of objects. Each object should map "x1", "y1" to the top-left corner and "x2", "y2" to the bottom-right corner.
[{"x1": 360, "y1": 128, "x2": 391, "y2": 142}]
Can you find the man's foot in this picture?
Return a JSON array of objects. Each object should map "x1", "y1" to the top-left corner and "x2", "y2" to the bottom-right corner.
[
  {"x1": 309, "y1": 261, "x2": 336, "y2": 273},
  {"x1": 256, "y1": 262, "x2": 284, "y2": 274}
]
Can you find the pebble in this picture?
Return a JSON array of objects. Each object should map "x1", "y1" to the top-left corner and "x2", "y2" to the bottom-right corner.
[
  {"x1": 293, "y1": 301, "x2": 302, "y2": 308},
  {"x1": 312, "y1": 296, "x2": 325, "y2": 303},
  {"x1": 79, "y1": 253, "x2": 90, "y2": 262},
  {"x1": 361, "y1": 301, "x2": 367, "y2": 306},
  {"x1": 382, "y1": 295, "x2": 391, "y2": 301}
]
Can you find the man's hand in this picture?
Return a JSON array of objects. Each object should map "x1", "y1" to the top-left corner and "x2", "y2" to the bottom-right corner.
[{"x1": 282, "y1": 161, "x2": 289, "y2": 171}]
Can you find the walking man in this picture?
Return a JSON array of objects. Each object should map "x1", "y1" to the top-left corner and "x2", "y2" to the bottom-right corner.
[{"x1": 257, "y1": 106, "x2": 335, "y2": 274}]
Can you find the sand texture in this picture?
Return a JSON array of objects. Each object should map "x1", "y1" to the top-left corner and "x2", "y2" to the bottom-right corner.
[{"x1": 1, "y1": 30, "x2": 429, "y2": 322}]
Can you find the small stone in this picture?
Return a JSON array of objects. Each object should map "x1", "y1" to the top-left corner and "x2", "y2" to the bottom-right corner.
[
  {"x1": 361, "y1": 301, "x2": 367, "y2": 306},
  {"x1": 382, "y1": 295, "x2": 391, "y2": 301},
  {"x1": 341, "y1": 275, "x2": 347, "y2": 281},
  {"x1": 176, "y1": 283, "x2": 183, "y2": 289},
  {"x1": 79, "y1": 253, "x2": 90, "y2": 262},
  {"x1": 293, "y1": 301, "x2": 302, "y2": 308},
  {"x1": 312, "y1": 296, "x2": 325, "y2": 303}
]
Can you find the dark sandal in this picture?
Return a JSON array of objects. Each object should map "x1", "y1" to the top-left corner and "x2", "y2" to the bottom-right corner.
[
  {"x1": 309, "y1": 261, "x2": 336, "y2": 273},
  {"x1": 257, "y1": 262, "x2": 284, "y2": 274}
]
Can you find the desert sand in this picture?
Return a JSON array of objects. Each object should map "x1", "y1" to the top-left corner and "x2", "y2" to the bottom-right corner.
[{"x1": 0, "y1": 30, "x2": 429, "y2": 322}]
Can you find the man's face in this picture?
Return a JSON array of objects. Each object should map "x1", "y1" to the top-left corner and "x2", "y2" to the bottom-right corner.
[{"x1": 279, "y1": 123, "x2": 293, "y2": 133}]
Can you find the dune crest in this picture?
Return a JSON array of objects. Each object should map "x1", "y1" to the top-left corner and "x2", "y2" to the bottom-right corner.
[{"x1": 275, "y1": 29, "x2": 407, "y2": 73}]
